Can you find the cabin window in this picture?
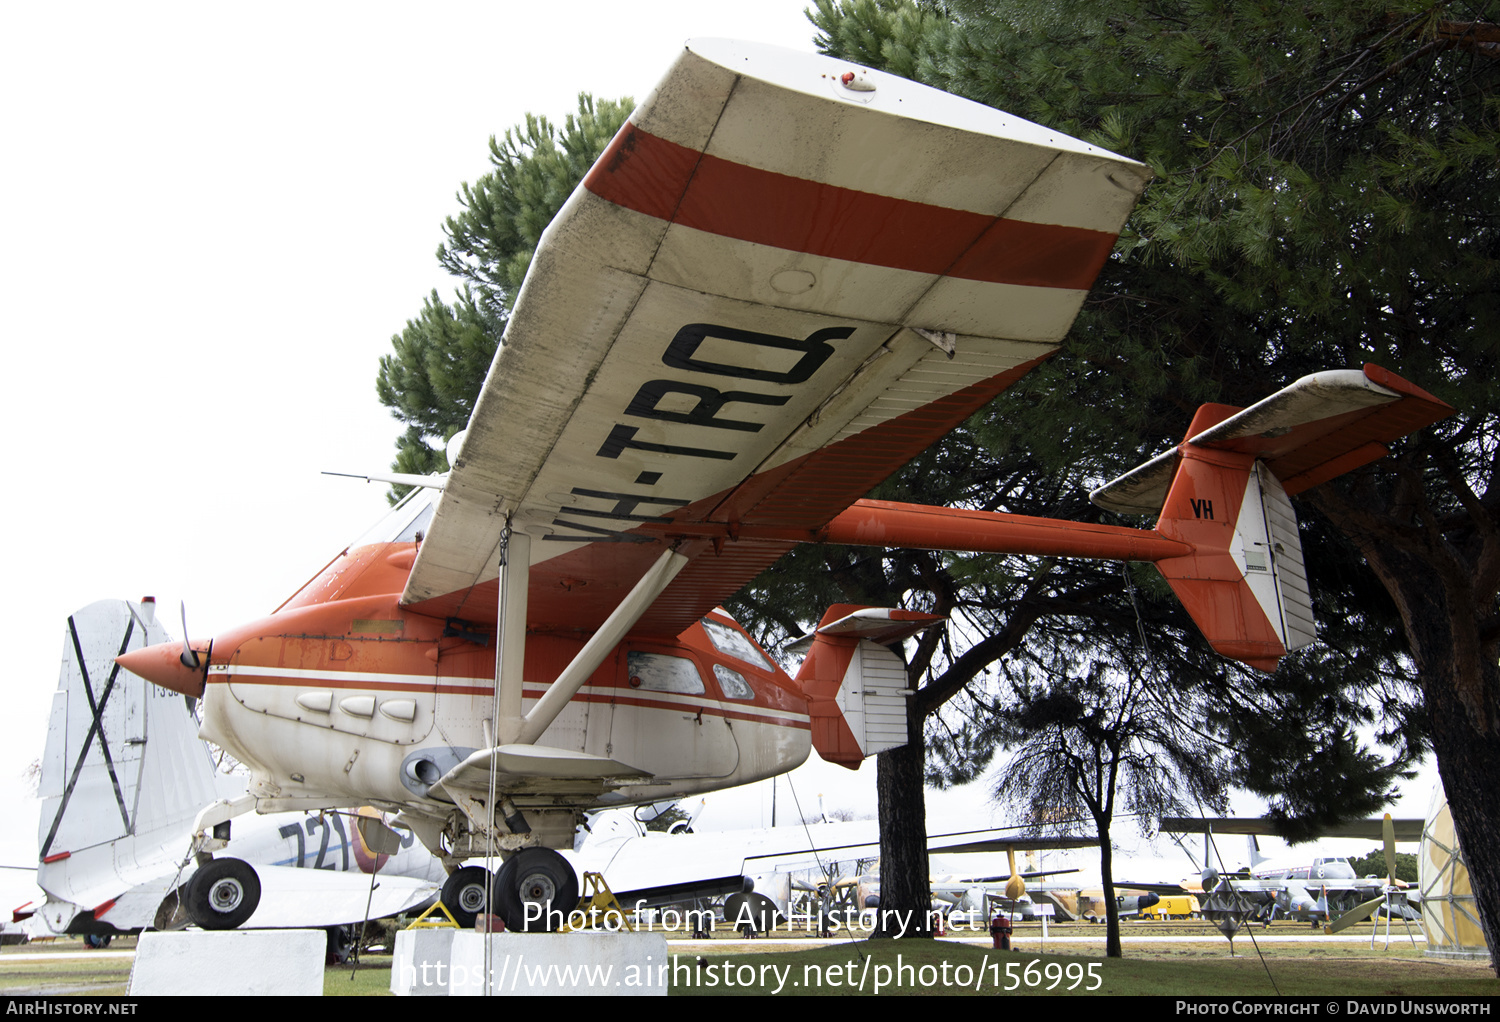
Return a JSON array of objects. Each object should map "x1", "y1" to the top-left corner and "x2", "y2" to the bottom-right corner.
[
  {"x1": 713, "y1": 664, "x2": 754, "y2": 700},
  {"x1": 394, "y1": 502, "x2": 435, "y2": 543},
  {"x1": 700, "y1": 618, "x2": 773, "y2": 671},
  {"x1": 346, "y1": 486, "x2": 439, "y2": 549},
  {"x1": 626, "y1": 652, "x2": 705, "y2": 694}
]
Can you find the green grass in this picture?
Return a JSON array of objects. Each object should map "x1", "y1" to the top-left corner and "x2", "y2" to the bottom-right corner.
[
  {"x1": 5, "y1": 928, "x2": 1495, "y2": 997},
  {"x1": 324, "y1": 959, "x2": 398, "y2": 995},
  {"x1": 0, "y1": 955, "x2": 134, "y2": 997},
  {"x1": 673, "y1": 941, "x2": 1498, "y2": 996}
]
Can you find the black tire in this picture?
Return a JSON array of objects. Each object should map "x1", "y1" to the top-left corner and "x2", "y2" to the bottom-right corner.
[
  {"x1": 441, "y1": 866, "x2": 495, "y2": 929},
  {"x1": 493, "y1": 848, "x2": 579, "y2": 932},
  {"x1": 186, "y1": 858, "x2": 261, "y2": 929}
]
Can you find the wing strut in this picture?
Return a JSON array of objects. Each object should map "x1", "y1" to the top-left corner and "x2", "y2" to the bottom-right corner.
[
  {"x1": 495, "y1": 527, "x2": 530, "y2": 746},
  {"x1": 513, "y1": 546, "x2": 690, "y2": 746}
]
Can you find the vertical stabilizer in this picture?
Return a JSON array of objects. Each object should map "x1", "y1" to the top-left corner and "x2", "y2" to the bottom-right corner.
[
  {"x1": 34, "y1": 600, "x2": 226, "y2": 934},
  {"x1": 1090, "y1": 366, "x2": 1452, "y2": 672},
  {"x1": 1150, "y1": 440, "x2": 1315, "y2": 671}
]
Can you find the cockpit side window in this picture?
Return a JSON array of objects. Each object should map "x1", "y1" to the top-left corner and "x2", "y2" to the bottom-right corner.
[{"x1": 713, "y1": 664, "x2": 755, "y2": 700}]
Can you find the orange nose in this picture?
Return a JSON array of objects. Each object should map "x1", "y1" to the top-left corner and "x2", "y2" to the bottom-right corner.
[{"x1": 115, "y1": 641, "x2": 209, "y2": 697}]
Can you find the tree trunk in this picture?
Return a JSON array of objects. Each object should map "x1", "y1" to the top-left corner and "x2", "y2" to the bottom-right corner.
[
  {"x1": 1389, "y1": 567, "x2": 1500, "y2": 972},
  {"x1": 872, "y1": 723, "x2": 932, "y2": 939},
  {"x1": 1098, "y1": 821, "x2": 1123, "y2": 958},
  {"x1": 1312, "y1": 489, "x2": 1500, "y2": 973}
]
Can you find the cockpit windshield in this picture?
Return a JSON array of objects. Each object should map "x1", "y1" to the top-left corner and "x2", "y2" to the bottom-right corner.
[{"x1": 347, "y1": 486, "x2": 439, "y2": 550}]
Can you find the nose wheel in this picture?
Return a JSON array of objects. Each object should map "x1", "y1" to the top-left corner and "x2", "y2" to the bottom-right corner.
[{"x1": 494, "y1": 848, "x2": 579, "y2": 932}]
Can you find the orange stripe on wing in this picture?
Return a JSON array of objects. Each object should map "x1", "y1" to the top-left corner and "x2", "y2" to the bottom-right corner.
[{"x1": 584, "y1": 125, "x2": 1116, "y2": 290}]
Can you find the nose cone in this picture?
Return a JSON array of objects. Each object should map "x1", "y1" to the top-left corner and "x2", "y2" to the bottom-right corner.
[{"x1": 116, "y1": 641, "x2": 209, "y2": 697}]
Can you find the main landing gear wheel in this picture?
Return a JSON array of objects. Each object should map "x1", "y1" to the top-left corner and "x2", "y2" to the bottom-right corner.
[
  {"x1": 186, "y1": 857, "x2": 261, "y2": 930},
  {"x1": 494, "y1": 848, "x2": 579, "y2": 932},
  {"x1": 441, "y1": 866, "x2": 494, "y2": 929}
]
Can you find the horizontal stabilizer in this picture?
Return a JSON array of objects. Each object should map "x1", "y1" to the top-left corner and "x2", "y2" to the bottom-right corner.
[
  {"x1": 784, "y1": 606, "x2": 946, "y2": 654},
  {"x1": 1091, "y1": 365, "x2": 1452, "y2": 515}
]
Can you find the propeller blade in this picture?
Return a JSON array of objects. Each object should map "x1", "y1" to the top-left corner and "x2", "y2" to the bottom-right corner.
[
  {"x1": 178, "y1": 602, "x2": 200, "y2": 670},
  {"x1": 1004, "y1": 848, "x2": 1026, "y2": 901},
  {"x1": 1383, "y1": 813, "x2": 1397, "y2": 885},
  {"x1": 1325, "y1": 896, "x2": 1382, "y2": 934},
  {"x1": 1200, "y1": 827, "x2": 1219, "y2": 890}
]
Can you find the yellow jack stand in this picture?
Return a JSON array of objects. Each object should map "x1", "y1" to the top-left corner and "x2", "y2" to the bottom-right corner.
[
  {"x1": 562, "y1": 872, "x2": 634, "y2": 932},
  {"x1": 405, "y1": 900, "x2": 462, "y2": 929}
]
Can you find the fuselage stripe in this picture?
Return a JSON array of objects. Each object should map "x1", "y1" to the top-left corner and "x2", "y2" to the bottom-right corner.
[{"x1": 214, "y1": 666, "x2": 811, "y2": 728}]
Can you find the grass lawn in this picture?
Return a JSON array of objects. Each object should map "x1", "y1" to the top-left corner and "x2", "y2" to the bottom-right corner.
[{"x1": 5, "y1": 924, "x2": 1494, "y2": 997}]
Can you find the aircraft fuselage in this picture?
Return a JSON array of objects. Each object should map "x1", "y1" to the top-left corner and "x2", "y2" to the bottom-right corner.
[{"x1": 185, "y1": 495, "x2": 812, "y2": 852}]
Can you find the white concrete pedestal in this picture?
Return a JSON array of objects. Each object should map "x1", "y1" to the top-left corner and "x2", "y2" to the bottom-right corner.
[
  {"x1": 391, "y1": 929, "x2": 669, "y2": 996},
  {"x1": 129, "y1": 930, "x2": 326, "y2": 996}
]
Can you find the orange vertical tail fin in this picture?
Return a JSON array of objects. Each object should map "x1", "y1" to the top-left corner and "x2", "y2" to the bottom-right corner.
[{"x1": 1092, "y1": 366, "x2": 1451, "y2": 672}]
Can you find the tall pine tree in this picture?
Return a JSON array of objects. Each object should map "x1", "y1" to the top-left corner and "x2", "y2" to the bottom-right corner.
[{"x1": 375, "y1": 96, "x2": 633, "y2": 489}]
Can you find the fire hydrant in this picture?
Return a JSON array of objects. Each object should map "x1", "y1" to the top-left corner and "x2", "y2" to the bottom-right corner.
[{"x1": 990, "y1": 912, "x2": 1012, "y2": 950}]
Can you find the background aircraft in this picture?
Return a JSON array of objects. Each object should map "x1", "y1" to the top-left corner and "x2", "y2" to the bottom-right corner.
[
  {"x1": 22, "y1": 599, "x2": 439, "y2": 939},
  {"x1": 1131, "y1": 817, "x2": 1423, "y2": 931}
]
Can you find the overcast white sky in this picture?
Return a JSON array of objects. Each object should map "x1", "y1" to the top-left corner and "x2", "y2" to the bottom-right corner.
[{"x1": 0, "y1": 2, "x2": 1439, "y2": 916}]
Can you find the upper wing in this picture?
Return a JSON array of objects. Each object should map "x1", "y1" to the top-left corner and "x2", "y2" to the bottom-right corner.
[{"x1": 402, "y1": 39, "x2": 1150, "y2": 633}]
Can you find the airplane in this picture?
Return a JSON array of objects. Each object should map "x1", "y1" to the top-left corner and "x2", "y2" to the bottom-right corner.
[
  {"x1": 1136, "y1": 816, "x2": 1423, "y2": 931},
  {"x1": 22, "y1": 598, "x2": 442, "y2": 941},
  {"x1": 31, "y1": 598, "x2": 1078, "y2": 944},
  {"x1": 105, "y1": 38, "x2": 1453, "y2": 933},
  {"x1": 937, "y1": 878, "x2": 1164, "y2": 926}
]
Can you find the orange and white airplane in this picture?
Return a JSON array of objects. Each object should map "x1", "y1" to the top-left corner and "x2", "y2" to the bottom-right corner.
[{"x1": 110, "y1": 39, "x2": 1452, "y2": 932}]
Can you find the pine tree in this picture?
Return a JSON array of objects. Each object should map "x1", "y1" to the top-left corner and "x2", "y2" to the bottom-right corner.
[{"x1": 375, "y1": 96, "x2": 633, "y2": 491}]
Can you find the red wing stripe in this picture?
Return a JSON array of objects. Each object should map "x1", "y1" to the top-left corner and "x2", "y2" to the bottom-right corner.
[{"x1": 584, "y1": 125, "x2": 1117, "y2": 291}]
